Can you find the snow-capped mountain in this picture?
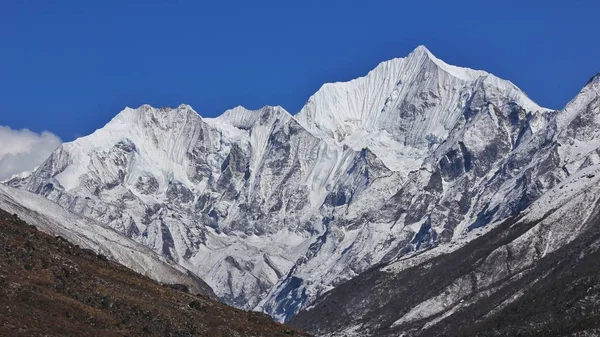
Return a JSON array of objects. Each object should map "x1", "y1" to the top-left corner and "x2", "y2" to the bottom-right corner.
[
  {"x1": 292, "y1": 73, "x2": 600, "y2": 336},
  {"x1": 8, "y1": 45, "x2": 575, "y2": 324},
  {"x1": 296, "y1": 46, "x2": 544, "y2": 172}
]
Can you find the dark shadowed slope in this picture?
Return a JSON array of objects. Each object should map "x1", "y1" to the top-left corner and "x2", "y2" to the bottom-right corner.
[
  {"x1": 451, "y1": 212, "x2": 600, "y2": 336},
  {"x1": 0, "y1": 208, "x2": 309, "y2": 337},
  {"x1": 292, "y1": 207, "x2": 600, "y2": 337}
]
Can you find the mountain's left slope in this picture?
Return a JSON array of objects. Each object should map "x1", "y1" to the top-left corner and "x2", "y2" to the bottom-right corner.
[
  {"x1": 0, "y1": 184, "x2": 214, "y2": 297},
  {"x1": 0, "y1": 206, "x2": 309, "y2": 336}
]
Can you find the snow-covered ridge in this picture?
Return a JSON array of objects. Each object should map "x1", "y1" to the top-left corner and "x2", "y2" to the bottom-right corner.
[
  {"x1": 2, "y1": 166, "x2": 37, "y2": 183},
  {"x1": 210, "y1": 105, "x2": 291, "y2": 129},
  {"x1": 414, "y1": 45, "x2": 487, "y2": 81},
  {"x1": 557, "y1": 71, "x2": 600, "y2": 130}
]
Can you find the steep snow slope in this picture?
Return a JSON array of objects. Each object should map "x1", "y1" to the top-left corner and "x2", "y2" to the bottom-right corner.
[
  {"x1": 7, "y1": 46, "x2": 559, "y2": 322},
  {"x1": 296, "y1": 45, "x2": 546, "y2": 172},
  {"x1": 0, "y1": 184, "x2": 214, "y2": 297}
]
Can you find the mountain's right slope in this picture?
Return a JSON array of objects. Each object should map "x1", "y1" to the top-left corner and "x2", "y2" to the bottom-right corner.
[{"x1": 291, "y1": 73, "x2": 600, "y2": 336}]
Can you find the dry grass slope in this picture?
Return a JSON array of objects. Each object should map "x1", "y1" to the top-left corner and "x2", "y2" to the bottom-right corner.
[{"x1": 0, "y1": 208, "x2": 309, "y2": 337}]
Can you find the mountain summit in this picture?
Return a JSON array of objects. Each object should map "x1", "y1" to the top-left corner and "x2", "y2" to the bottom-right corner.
[{"x1": 296, "y1": 45, "x2": 545, "y2": 171}]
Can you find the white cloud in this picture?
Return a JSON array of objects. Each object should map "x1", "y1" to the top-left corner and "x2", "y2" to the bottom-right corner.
[{"x1": 0, "y1": 125, "x2": 62, "y2": 181}]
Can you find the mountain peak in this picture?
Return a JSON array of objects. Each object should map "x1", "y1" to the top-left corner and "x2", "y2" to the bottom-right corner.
[
  {"x1": 210, "y1": 105, "x2": 291, "y2": 131},
  {"x1": 406, "y1": 45, "x2": 488, "y2": 81},
  {"x1": 409, "y1": 45, "x2": 435, "y2": 61},
  {"x1": 222, "y1": 105, "x2": 287, "y2": 116},
  {"x1": 106, "y1": 104, "x2": 200, "y2": 129},
  {"x1": 295, "y1": 45, "x2": 545, "y2": 171},
  {"x1": 586, "y1": 72, "x2": 600, "y2": 86}
]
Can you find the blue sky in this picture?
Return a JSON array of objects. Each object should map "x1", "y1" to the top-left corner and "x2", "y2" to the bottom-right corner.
[{"x1": 1, "y1": 0, "x2": 599, "y2": 141}]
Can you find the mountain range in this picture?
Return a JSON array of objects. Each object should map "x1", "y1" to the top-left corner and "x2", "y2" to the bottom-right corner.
[{"x1": 4, "y1": 45, "x2": 600, "y2": 336}]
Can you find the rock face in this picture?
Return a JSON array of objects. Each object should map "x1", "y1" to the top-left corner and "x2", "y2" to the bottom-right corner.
[{"x1": 10, "y1": 45, "x2": 593, "y2": 325}]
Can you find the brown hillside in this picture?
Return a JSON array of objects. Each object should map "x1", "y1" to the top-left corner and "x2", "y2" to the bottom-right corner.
[{"x1": 0, "y1": 208, "x2": 309, "y2": 337}]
